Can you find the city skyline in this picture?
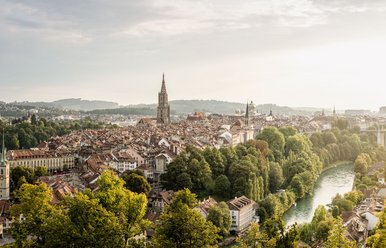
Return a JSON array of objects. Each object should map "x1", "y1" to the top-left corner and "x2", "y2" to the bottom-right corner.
[{"x1": 1, "y1": 1, "x2": 386, "y2": 110}]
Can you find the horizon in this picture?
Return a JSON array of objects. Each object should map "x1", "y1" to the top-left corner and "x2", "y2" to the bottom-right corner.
[
  {"x1": 1, "y1": 1, "x2": 386, "y2": 110},
  {"x1": 2, "y1": 97, "x2": 377, "y2": 113}
]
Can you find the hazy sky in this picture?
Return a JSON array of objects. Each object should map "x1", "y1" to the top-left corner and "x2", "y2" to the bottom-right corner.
[{"x1": 1, "y1": 0, "x2": 386, "y2": 110}]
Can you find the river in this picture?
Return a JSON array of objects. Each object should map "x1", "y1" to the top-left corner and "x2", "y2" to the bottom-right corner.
[{"x1": 282, "y1": 162, "x2": 355, "y2": 227}]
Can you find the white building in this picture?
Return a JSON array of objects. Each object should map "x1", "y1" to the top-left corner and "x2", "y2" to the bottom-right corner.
[
  {"x1": 154, "y1": 152, "x2": 174, "y2": 181},
  {"x1": 8, "y1": 149, "x2": 75, "y2": 173},
  {"x1": 227, "y1": 195, "x2": 258, "y2": 232}
]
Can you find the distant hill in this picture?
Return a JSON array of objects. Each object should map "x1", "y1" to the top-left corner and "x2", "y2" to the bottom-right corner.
[
  {"x1": 117, "y1": 100, "x2": 316, "y2": 115},
  {"x1": 13, "y1": 98, "x2": 119, "y2": 111},
  {"x1": 9, "y1": 99, "x2": 320, "y2": 115}
]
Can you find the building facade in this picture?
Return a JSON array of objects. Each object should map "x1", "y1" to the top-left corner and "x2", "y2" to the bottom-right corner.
[
  {"x1": 0, "y1": 136, "x2": 10, "y2": 200},
  {"x1": 227, "y1": 195, "x2": 257, "y2": 232},
  {"x1": 7, "y1": 149, "x2": 75, "y2": 173},
  {"x1": 157, "y1": 74, "x2": 170, "y2": 124}
]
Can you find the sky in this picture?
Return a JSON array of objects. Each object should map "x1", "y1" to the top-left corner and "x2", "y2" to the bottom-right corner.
[{"x1": 1, "y1": 0, "x2": 386, "y2": 110}]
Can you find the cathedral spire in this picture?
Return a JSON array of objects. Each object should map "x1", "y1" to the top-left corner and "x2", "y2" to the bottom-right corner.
[
  {"x1": 157, "y1": 73, "x2": 170, "y2": 124},
  {"x1": 161, "y1": 73, "x2": 167, "y2": 93},
  {"x1": 245, "y1": 101, "x2": 249, "y2": 125},
  {"x1": 245, "y1": 101, "x2": 249, "y2": 118}
]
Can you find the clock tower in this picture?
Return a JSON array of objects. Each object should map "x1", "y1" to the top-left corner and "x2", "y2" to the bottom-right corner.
[{"x1": 0, "y1": 131, "x2": 10, "y2": 200}]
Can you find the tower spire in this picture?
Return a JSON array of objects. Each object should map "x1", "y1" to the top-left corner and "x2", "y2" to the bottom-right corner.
[
  {"x1": 161, "y1": 73, "x2": 166, "y2": 93},
  {"x1": 157, "y1": 73, "x2": 170, "y2": 124},
  {"x1": 245, "y1": 101, "x2": 249, "y2": 125},
  {"x1": 1, "y1": 129, "x2": 5, "y2": 164}
]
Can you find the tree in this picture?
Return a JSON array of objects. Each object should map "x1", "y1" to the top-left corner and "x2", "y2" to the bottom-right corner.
[
  {"x1": 95, "y1": 170, "x2": 150, "y2": 246},
  {"x1": 268, "y1": 162, "x2": 284, "y2": 192},
  {"x1": 9, "y1": 135, "x2": 20, "y2": 149},
  {"x1": 289, "y1": 175, "x2": 305, "y2": 198},
  {"x1": 256, "y1": 127, "x2": 285, "y2": 161},
  {"x1": 34, "y1": 166, "x2": 48, "y2": 179},
  {"x1": 11, "y1": 166, "x2": 34, "y2": 186},
  {"x1": 259, "y1": 194, "x2": 283, "y2": 218},
  {"x1": 10, "y1": 183, "x2": 56, "y2": 246},
  {"x1": 176, "y1": 172, "x2": 193, "y2": 189},
  {"x1": 237, "y1": 223, "x2": 276, "y2": 248},
  {"x1": 277, "y1": 224, "x2": 299, "y2": 248},
  {"x1": 325, "y1": 218, "x2": 355, "y2": 248},
  {"x1": 31, "y1": 114, "x2": 38, "y2": 125},
  {"x1": 207, "y1": 202, "x2": 231, "y2": 236},
  {"x1": 279, "y1": 126, "x2": 298, "y2": 139},
  {"x1": 322, "y1": 131, "x2": 338, "y2": 145},
  {"x1": 45, "y1": 192, "x2": 125, "y2": 248},
  {"x1": 187, "y1": 158, "x2": 211, "y2": 191},
  {"x1": 332, "y1": 119, "x2": 349, "y2": 130},
  {"x1": 16, "y1": 176, "x2": 27, "y2": 190},
  {"x1": 122, "y1": 173, "x2": 151, "y2": 195},
  {"x1": 366, "y1": 205, "x2": 386, "y2": 247},
  {"x1": 354, "y1": 153, "x2": 371, "y2": 176},
  {"x1": 152, "y1": 189, "x2": 220, "y2": 248},
  {"x1": 203, "y1": 147, "x2": 224, "y2": 178},
  {"x1": 214, "y1": 175, "x2": 231, "y2": 198}
]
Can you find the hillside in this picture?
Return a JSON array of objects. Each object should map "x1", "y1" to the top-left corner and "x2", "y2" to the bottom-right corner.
[
  {"x1": 13, "y1": 98, "x2": 119, "y2": 111},
  {"x1": 101, "y1": 100, "x2": 317, "y2": 115}
]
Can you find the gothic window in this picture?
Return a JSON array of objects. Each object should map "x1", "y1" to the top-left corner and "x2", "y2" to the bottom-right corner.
[{"x1": 0, "y1": 169, "x2": 2, "y2": 175}]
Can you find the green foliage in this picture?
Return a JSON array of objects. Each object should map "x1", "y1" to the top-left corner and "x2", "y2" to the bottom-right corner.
[
  {"x1": 367, "y1": 202, "x2": 386, "y2": 247},
  {"x1": 331, "y1": 190, "x2": 363, "y2": 216},
  {"x1": 310, "y1": 128, "x2": 376, "y2": 169},
  {"x1": 258, "y1": 192, "x2": 295, "y2": 220},
  {"x1": 268, "y1": 162, "x2": 284, "y2": 192},
  {"x1": 299, "y1": 205, "x2": 335, "y2": 245},
  {"x1": 256, "y1": 127, "x2": 285, "y2": 161},
  {"x1": 34, "y1": 166, "x2": 48, "y2": 178},
  {"x1": 207, "y1": 202, "x2": 231, "y2": 236},
  {"x1": 279, "y1": 126, "x2": 298, "y2": 139},
  {"x1": 332, "y1": 118, "x2": 349, "y2": 130},
  {"x1": 0, "y1": 119, "x2": 116, "y2": 150},
  {"x1": 11, "y1": 167, "x2": 34, "y2": 187},
  {"x1": 51, "y1": 193, "x2": 125, "y2": 248},
  {"x1": 10, "y1": 170, "x2": 149, "y2": 247},
  {"x1": 152, "y1": 189, "x2": 220, "y2": 248},
  {"x1": 11, "y1": 183, "x2": 56, "y2": 246},
  {"x1": 354, "y1": 153, "x2": 372, "y2": 176},
  {"x1": 214, "y1": 175, "x2": 231, "y2": 198},
  {"x1": 10, "y1": 166, "x2": 49, "y2": 191},
  {"x1": 326, "y1": 218, "x2": 356, "y2": 248},
  {"x1": 237, "y1": 223, "x2": 276, "y2": 248},
  {"x1": 121, "y1": 172, "x2": 151, "y2": 194}
]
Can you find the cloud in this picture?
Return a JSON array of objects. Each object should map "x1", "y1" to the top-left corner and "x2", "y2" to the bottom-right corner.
[
  {"x1": 0, "y1": 1, "x2": 91, "y2": 44},
  {"x1": 1, "y1": 0, "x2": 386, "y2": 41},
  {"x1": 117, "y1": 0, "x2": 386, "y2": 37}
]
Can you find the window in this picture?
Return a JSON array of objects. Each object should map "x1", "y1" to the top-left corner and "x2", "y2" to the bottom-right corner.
[{"x1": 0, "y1": 169, "x2": 2, "y2": 175}]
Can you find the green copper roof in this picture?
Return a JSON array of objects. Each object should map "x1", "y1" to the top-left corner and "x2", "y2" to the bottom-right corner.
[{"x1": 0, "y1": 130, "x2": 5, "y2": 164}]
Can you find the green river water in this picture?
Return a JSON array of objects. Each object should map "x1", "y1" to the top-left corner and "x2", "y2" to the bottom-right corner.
[{"x1": 283, "y1": 163, "x2": 355, "y2": 227}]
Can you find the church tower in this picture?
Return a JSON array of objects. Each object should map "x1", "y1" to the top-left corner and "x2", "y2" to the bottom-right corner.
[
  {"x1": 0, "y1": 131, "x2": 10, "y2": 200},
  {"x1": 157, "y1": 73, "x2": 170, "y2": 124},
  {"x1": 245, "y1": 101, "x2": 249, "y2": 126}
]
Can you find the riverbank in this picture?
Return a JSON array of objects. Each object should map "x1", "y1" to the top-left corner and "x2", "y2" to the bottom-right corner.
[{"x1": 321, "y1": 161, "x2": 352, "y2": 173}]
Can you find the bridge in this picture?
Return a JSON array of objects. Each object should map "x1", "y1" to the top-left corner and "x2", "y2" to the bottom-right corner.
[{"x1": 361, "y1": 126, "x2": 386, "y2": 147}]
